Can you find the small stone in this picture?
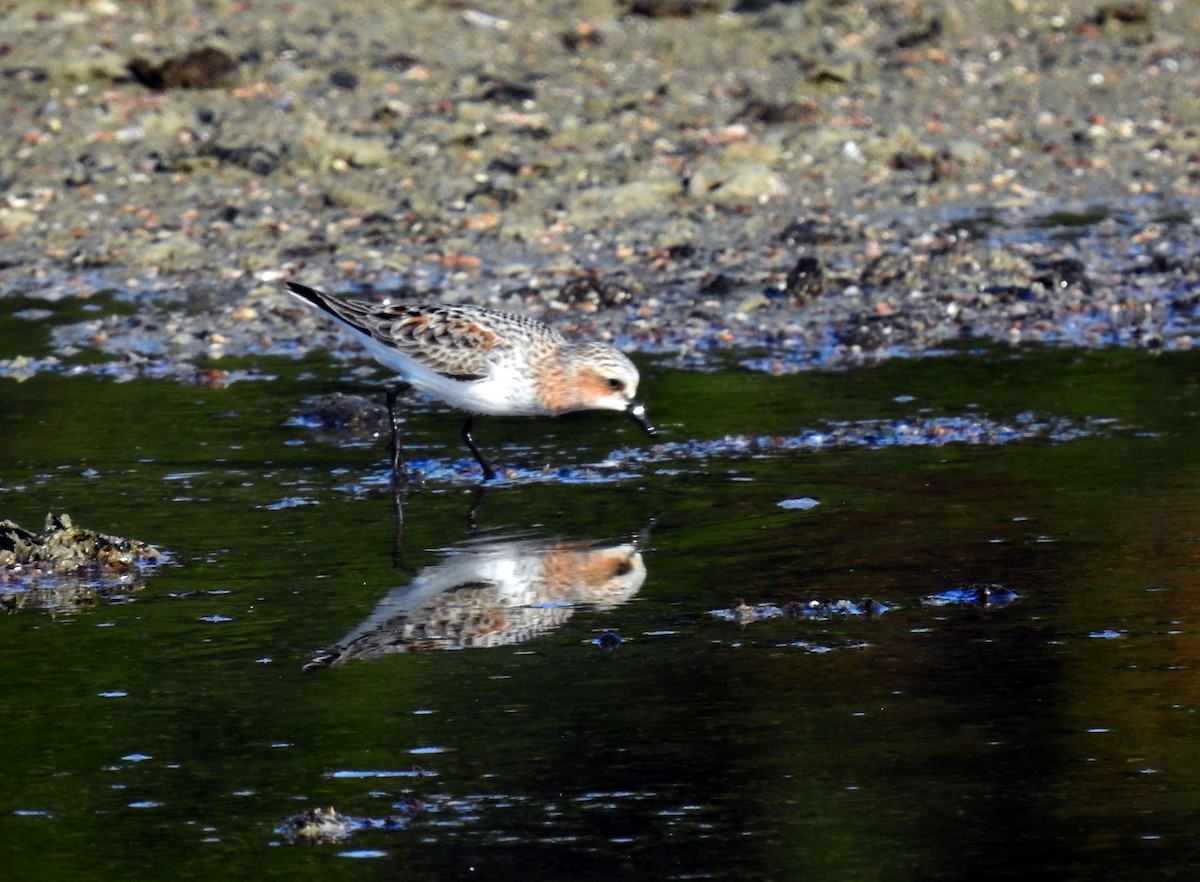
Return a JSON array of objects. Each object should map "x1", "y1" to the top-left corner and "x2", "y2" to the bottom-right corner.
[{"x1": 127, "y1": 46, "x2": 239, "y2": 90}]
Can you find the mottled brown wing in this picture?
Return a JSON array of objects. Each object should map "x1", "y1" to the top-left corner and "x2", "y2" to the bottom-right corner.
[
  {"x1": 288, "y1": 283, "x2": 554, "y2": 380},
  {"x1": 371, "y1": 306, "x2": 503, "y2": 380}
]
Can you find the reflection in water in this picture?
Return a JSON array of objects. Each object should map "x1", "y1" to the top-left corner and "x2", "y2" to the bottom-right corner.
[{"x1": 305, "y1": 534, "x2": 646, "y2": 666}]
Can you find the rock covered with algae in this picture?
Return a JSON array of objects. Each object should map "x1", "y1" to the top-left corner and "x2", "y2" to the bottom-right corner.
[
  {"x1": 0, "y1": 513, "x2": 165, "y2": 611},
  {"x1": 275, "y1": 800, "x2": 423, "y2": 845}
]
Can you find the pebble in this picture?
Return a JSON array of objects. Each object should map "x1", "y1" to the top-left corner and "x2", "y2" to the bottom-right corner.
[{"x1": 0, "y1": 1, "x2": 1196, "y2": 380}]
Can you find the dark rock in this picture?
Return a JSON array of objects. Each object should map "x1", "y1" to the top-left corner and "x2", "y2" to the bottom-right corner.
[
  {"x1": 329, "y1": 69, "x2": 359, "y2": 90},
  {"x1": 784, "y1": 256, "x2": 825, "y2": 304},
  {"x1": 298, "y1": 392, "x2": 389, "y2": 435},
  {"x1": 894, "y1": 17, "x2": 942, "y2": 49},
  {"x1": 199, "y1": 142, "x2": 280, "y2": 176},
  {"x1": 477, "y1": 79, "x2": 536, "y2": 103},
  {"x1": 561, "y1": 25, "x2": 604, "y2": 52},
  {"x1": 127, "y1": 46, "x2": 239, "y2": 90},
  {"x1": 731, "y1": 99, "x2": 820, "y2": 125},
  {"x1": 558, "y1": 272, "x2": 635, "y2": 309},
  {"x1": 699, "y1": 272, "x2": 741, "y2": 297},
  {"x1": 1032, "y1": 257, "x2": 1093, "y2": 296},
  {"x1": 627, "y1": 0, "x2": 724, "y2": 17}
]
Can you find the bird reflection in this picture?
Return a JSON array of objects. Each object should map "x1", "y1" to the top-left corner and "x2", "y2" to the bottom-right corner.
[{"x1": 305, "y1": 534, "x2": 646, "y2": 667}]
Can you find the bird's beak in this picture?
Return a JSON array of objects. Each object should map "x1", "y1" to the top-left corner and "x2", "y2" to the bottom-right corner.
[{"x1": 626, "y1": 401, "x2": 658, "y2": 438}]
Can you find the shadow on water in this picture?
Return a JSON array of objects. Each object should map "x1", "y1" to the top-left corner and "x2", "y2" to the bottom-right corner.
[{"x1": 3, "y1": 345, "x2": 1200, "y2": 879}]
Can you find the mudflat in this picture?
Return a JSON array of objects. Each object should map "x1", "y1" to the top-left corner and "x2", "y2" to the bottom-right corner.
[{"x1": 1, "y1": 0, "x2": 1197, "y2": 379}]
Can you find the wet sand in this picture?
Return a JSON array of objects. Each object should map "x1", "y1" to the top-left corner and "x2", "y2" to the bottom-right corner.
[{"x1": 1, "y1": 0, "x2": 1198, "y2": 381}]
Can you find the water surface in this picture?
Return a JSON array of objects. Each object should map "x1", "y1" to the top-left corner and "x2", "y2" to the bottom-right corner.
[{"x1": 2, "y1": 346, "x2": 1200, "y2": 880}]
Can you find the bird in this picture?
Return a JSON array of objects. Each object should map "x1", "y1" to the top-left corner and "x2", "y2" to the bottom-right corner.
[{"x1": 286, "y1": 282, "x2": 657, "y2": 481}]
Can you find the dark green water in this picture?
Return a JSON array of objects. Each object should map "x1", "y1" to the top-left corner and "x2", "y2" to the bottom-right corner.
[{"x1": 3, "y1": 346, "x2": 1200, "y2": 880}]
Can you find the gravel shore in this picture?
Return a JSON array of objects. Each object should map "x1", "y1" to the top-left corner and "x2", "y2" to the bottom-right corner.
[{"x1": 1, "y1": 0, "x2": 1198, "y2": 383}]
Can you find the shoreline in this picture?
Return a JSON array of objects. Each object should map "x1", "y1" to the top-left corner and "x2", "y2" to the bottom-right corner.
[{"x1": 1, "y1": 1, "x2": 1198, "y2": 382}]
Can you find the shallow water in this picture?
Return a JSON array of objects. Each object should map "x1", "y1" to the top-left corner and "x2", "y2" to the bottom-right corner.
[{"x1": 3, "y1": 345, "x2": 1200, "y2": 880}]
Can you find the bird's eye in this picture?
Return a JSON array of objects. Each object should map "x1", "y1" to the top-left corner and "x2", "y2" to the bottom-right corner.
[{"x1": 606, "y1": 378, "x2": 624, "y2": 391}]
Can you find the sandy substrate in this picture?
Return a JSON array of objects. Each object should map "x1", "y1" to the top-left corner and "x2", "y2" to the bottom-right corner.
[{"x1": 0, "y1": 0, "x2": 1198, "y2": 382}]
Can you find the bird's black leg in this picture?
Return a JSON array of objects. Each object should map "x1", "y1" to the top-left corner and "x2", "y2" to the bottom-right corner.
[
  {"x1": 461, "y1": 415, "x2": 496, "y2": 481},
  {"x1": 466, "y1": 484, "x2": 488, "y2": 531},
  {"x1": 390, "y1": 477, "x2": 412, "y2": 572},
  {"x1": 386, "y1": 384, "x2": 410, "y2": 491}
]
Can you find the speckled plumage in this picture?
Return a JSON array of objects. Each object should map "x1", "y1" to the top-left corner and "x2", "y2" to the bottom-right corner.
[
  {"x1": 303, "y1": 536, "x2": 646, "y2": 663},
  {"x1": 287, "y1": 282, "x2": 657, "y2": 480}
]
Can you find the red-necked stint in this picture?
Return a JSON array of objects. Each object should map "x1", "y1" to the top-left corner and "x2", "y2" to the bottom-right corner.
[{"x1": 287, "y1": 282, "x2": 657, "y2": 481}]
